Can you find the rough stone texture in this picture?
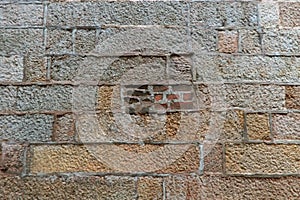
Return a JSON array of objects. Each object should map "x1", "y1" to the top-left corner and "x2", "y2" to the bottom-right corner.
[
  {"x1": 46, "y1": 29, "x2": 73, "y2": 54},
  {"x1": 226, "y1": 143, "x2": 300, "y2": 175},
  {"x1": 263, "y1": 29, "x2": 300, "y2": 54},
  {"x1": 47, "y1": 2, "x2": 187, "y2": 26},
  {"x1": 0, "y1": 114, "x2": 53, "y2": 142},
  {"x1": 0, "y1": 176, "x2": 136, "y2": 199},
  {"x1": 218, "y1": 31, "x2": 238, "y2": 53},
  {"x1": 272, "y1": 113, "x2": 300, "y2": 140},
  {"x1": 246, "y1": 113, "x2": 270, "y2": 140},
  {"x1": 286, "y1": 85, "x2": 300, "y2": 109},
  {"x1": 53, "y1": 114, "x2": 75, "y2": 142},
  {"x1": 75, "y1": 29, "x2": 96, "y2": 54},
  {"x1": 0, "y1": 142, "x2": 26, "y2": 175},
  {"x1": 0, "y1": 28, "x2": 43, "y2": 55},
  {"x1": 195, "y1": 55, "x2": 300, "y2": 83},
  {"x1": 137, "y1": 177, "x2": 163, "y2": 200},
  {"x1": 0, "y1": 55, "x2": 23, "y2": 82},
  {"x1": 166, "y1": 175, "x2": 300, "y2": 199},
  {"x1": 279, "y1": 3, "x2": 300, "y2": 27},
  {"x1": 24, "y1": 56, "x2": 47, "y2": 82},
  {"x1": 221, "y1": 110, "x2": 244, "y2": 142},
  {"x1": 16, "y1": 85, "x2": 73, "y2": 111},
  {"x1": 168, "y1": 55, "x2": 192, "y2": 82},
  {"x1": 258, "y1": 2, "x2": 279, "y2": 28},
  {"x1": 0, "y1": 86, "x2": 17, "y2": 111},
  {"x1": 0, "y1": 4, "x2": 43, "y2": 26},
  {"x1": 190, "y1": 2, "x2": 258, "y2": 27},
  {"x1": 239, "y1": 29, "x2": 261, "y2": 54},
  {"x1": 30, "y1": 144, "x2": 199, "y2": 174},
  {"x1": 191, "y1": 28, "x2": 217, "y2": 52},
  {"x1": 203, "y1": 143, "x2": 223, "y2": 173}
]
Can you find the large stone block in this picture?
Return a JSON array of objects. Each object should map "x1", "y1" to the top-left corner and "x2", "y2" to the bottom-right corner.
[
  {"x1": 190, "y1": 2, "x2": 258, "y2": 27},
  {"x1": 29, "y1": 144, "x2": 200, "y2": 174},
  {"x1": 0, "y1": 29, "x2": 44, "y2": 55},
  {"x1": 0, "y1": 114, "x2": 53, "y2": 142},
  {"x1": 165, "y1": 175, "x2": 300, "y2": 199},
  {"x1": 47, "y1": 1, "x2": 187, "y2": 26},
  {"x1": 0, "y1": 55, "x2": 23, "y2": 82},
  {"x1": 0, "y1": 4, "x2": 43, "y2": 26},
  {"x1": 137, "y1": 177, "x2": 163, "y2": 200},
  {"x1": 16, "y1": 85, "x2": 73, "y2": 111},
  {"x1": 279, "y1": 2, "x2": 300, "y2": 27},
  {"x1": 195, "y1": 55, "x2": 300, "y2": 83},
  {"x1": 0, "y1": 176, "x2": 136, "y2": 199},
  {"x1": 226, "y1": 143, "x2": 300, "y2": 175},
  {"x1": 246, "y1": 113, "x2": 270, "y2": 140},
  {"x1": 46, "y1": 29, "x2": 73, "y2": 54},
  {"x1": 0, "y1": 86, "x2": 17, "y2": 111}
]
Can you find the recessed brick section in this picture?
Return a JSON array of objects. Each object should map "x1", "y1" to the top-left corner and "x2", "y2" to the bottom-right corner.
[
  {"x1": 218, "y1": 31, "x2": 238, "y2": 53},
  {"x1": 246, "y1": 113, "x2": 270, "y2": 140},
  {"x1": 286, "y1": 85, "x2": 300, "y2": 109},
  {"x1": 279, "y1": 3, "x2": 300, "y2": 27},
  {"x1": 226, "y1": 143, "x2": 300, "y2": 175}
]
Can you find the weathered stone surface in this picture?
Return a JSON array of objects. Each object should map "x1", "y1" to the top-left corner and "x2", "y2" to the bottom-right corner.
[
  {"x1": 24, "y1": 56, "x2": 47, "y2": 82},
  {"x1": 0, "y1": 86, "x2": 17, "y2": 111},
  {"x1": 258, "y1": 2, "x2": 279, "y2": 28},
  {"x1": 239, "y1": 29, "x2": 261, "y2": 54},
  {"x1": 168, "y1": 55, "x2": 192, "y2": 82},
  {"x1": 0, "y1": 4, "x2": 43, "y2": 26},
  {"x1": 47, "y1": 1, "x2": 187, "y2": 26},
  {"x1": 0, "y1": 114, "x2": 53, "y2": 142},
  {"x1": 0, "y1": 55, "x2": 23, "y2": 82},
  {"x1": 75, "y1": 29, "x2": 96, "y2": 54},
  {"x1": 166, "y1": 175, "x2": 300, "y2": 199},
  {"x1": 272, "y1": 113, "x2": 300, "y2": 140},
  {"x1": 218, "y1": 30, "x2": 238, "y2": 53},
  {"x1": 195, "y1": 55, "x2": 300, "y2": 82},
  {"x1": 191, "y1": 28, "x2": 217, "y2": 52},
  {"x1": 0, "y1": 29, "x2": 43, "y2": 55},
  {"x1": 263, "y1": 29, "x2": 300, "y2": 54},
  {"x1": 0, "y1": 176, "x2": 136, "y2": 199},
  {"x1": 0, "y1": 143, "x2": 26, "y2": 175},
  {"x1": 16, "y1": 85, "x2": 73, "y2": 111},
  {"x1": 203, "y1": 143, "x2": 223, "y2": 173},
  {"x1": 226, "y1": 143, "x2": 300, "y2": 175},
  {"x1": 46, "y1": 29, "x2": 73, "y2": 54},
  {"x1": 30, "y1": 144, "x2": 199, "y2": 173},
  {"x1": 137, "y1": 177, "x2": 163, "y2": 200},
  {"x1": 53, "y1": 114, "x2": 75, "y2": 142},
  {"x1": 246, "y1": 113, "x2": 270, "y2": 140},
  {"x1": 279, "y1": 3, "x2": 300, "y2": 27},
  {"x1": 286, "y1": 85, "x2": 300, "y2": 109},
  {"x1": 190, "y1": 2, "x2": 258, "y2": 27}
]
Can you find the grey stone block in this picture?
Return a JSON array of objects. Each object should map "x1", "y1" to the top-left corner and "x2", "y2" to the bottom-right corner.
[
  {"x1": 0, "y1": 55, "x2": 23, "y2": 82},
  {"x1": 75, "y1": 29, "x2": 96, "y2": 54},
  {"x1": 239, "y1": 30, "x2": 261, "y2": 54},
  {"x1": 0, "y1": 114, "x2": 53, "y2": 142},
  {"x1": 46, "y1": 29, "x2": 73, "y2": 54},
  {"x1": 47, "y1": 1, "x2": 187, "y2": 26},
  {"x1": 0, "y1": 29, "x2": 44, "y2": 55},
  {"x1": 0, "y1": 86, "x2": 17, "y2": 111},
  {"x1": 191, "y1": 2, "x2": 258, "y2": 27},
  {"x1": 0, "y1": 4, "x2": 43, "y2": 26},
  {"x1": 16, "y1": 85, "x2": 73, "y2": 111},
  {"x1": 24, "y1": 56, "x2": 47, "y2": 82}
]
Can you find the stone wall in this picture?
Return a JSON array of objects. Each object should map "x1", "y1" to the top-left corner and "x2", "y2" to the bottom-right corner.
[{"x1": 0, "y1": 0, "x2": 299, "y2": 199}]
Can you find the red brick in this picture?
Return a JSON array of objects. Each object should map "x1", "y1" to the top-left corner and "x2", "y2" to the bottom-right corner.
[
  {"x1": 167, "y1": 94, "x2": 179, "y2": 100},
  {"x1": 154, "y1": 94, "x2": 163, "y2": 101},
  {"x1": 183, "y1": 93, "x2": 193, "y2": 101},
  {"x1": 153, "y1": 85, "x2": 168, "y2": 92}
]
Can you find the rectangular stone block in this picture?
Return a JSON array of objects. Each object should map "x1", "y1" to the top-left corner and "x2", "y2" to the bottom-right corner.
[
  {"x1": 0, "y1": 114, "x2": 53, "y2": 142},
  {"x1": 272, "y1": 113, "x2": 300, "y2": 140},
  {"x1": 165, "y1": 175, "x2": 300, "y2": 199},
  {"x1": 258, "y1": 2, "x2": 279, "y2": 28},
  {"x1": 191, "y1": 27, "x2": 217, "y2": 52},
  {"x1": 286, "y1": 85, "x2": 300, "y2": 109},
  {"x1": 225, "y1": 143, "x2": 300, "y2": 175},
  {"x1": 195, "y1": 55, "x2": 300, "y2": 83},
  {"x1": 24, "y1": 55, "x2": 47, "y2": 82},
  {"x1": 0, "y1": 142, "x2": 26, "y2": 175},
  {"x1": 46, "y1": 29, "x2": 73, "y2": 54},
  {"x1": 137, "y1": 177, "x2": 163, "y2": 200},
  {"x1": 53, "y1": 114, "x2": 75, "y2": 142},
  {"x1": 279, "y1": 3, "x2": 300, "y2": 27},
  {"x1": 190, "y1": 2, "x2": 258, "y2": 27},
  {"x1": 0, "y1": 4, "x2": 43, "y2": 26},
  {"x1": 239, "y1": 29, "x2": 261, "y2": 54},
  {"x1": 0, "y1": 29, "x2": 44, "y2": 55},
  {"x1": 16, "y1": 85, "x2": 73, "y2": 111},
  {"x1": 263, "y1": 29, "x2": 300, "y2": 54},
  {"x1": 29, "y1": 144, "x2": 200, "y2": 174},
  {"x1": 246, "y1": 113, "x2": 270, "y2": 140},
  {"x1": 75, "y1": 29, "x2": 96, "y2": 54},
  {"x1": 0, "y1": 176, "x2": 136, "y2": 199},
  {"x1": 47, "y1": 2, "x2": 187, "y2": 26},
  {"x1": 0, "y1": 55, "x2": 23, "y2": 82},
  {"x1": 0, "y1": 86, "x2": 17, "y2": 111}
]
